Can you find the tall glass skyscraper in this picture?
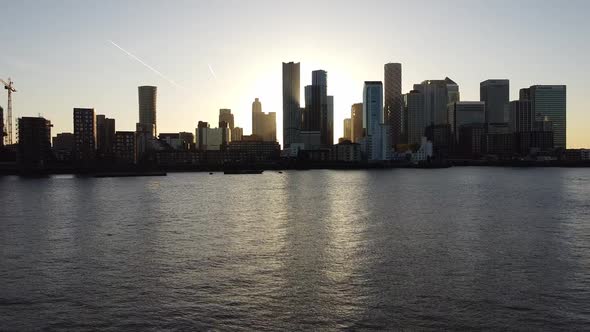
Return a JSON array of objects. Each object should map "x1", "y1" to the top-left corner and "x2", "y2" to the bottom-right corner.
[
  {"x1": 480, "y1": 79, "x2": 509, "y2": 124},
  {"x1": 282, "y1": 62, "x2": 300, "y2": 148},
  {"x1": 138, "y1": 86, "x2": 157, "y2": 137},
  {"x1": 384, "y1": 63, "x2": 403, "y2": 145},
  {"x1": 363, "y1": 81, "x2": 385, "y2": 161},
  {"x1": 529, "y1": 85, "x2": 567, "y2": 148}
]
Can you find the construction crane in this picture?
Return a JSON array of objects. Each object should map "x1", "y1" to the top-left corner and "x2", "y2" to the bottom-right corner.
[{"x1": 0, "y1": 78, "x2": 16, "y2": 145}]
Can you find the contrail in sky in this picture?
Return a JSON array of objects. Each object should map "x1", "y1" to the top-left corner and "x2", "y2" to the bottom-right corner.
[
  {"x1": 108, "y1": 40, "x2": 185, "y2": 89},
  {"x1": 208, "y1": 64, "x2": 218, "y2": 80}
]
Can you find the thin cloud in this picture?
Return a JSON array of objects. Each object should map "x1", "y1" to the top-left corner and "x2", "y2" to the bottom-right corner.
[
  {"x1": 208, "y1": 64, "x2": 218, "y2": 80},
  {"x1": 108, "y1": 40, "x2": 186, "y2": 90}
]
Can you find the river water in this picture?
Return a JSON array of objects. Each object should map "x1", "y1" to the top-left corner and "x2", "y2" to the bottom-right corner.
[{"x1": 1, "y1": 168, "x2": 589, "y2": 330}]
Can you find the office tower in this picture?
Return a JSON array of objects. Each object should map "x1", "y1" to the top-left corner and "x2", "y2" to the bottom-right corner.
[
  {"x1": 73, "y1": 108, "x2": 96, "y2": 162},
  {"x1": 384, "y1": 63, "x2": 403, "y2": 145},
  {"x1": 282, "y1": 62, "x2": 301, "y2": 148},
  {"x1": 351, "y1": 103, "x2": 363, "y2": 143},
  {"x1": 519, "y1": 88, "x2": 531, "y2": 101},
  {"x1": 510, "y1": 100, "x2": 533, "y2": 133},
  {"x1": 414, "y1": 79, "x2": 449, "y2": 126},
  {"x1": 446, "y1": 77, "x2": 460, "y2": 103},
  {"x1": 17, "y1": 117, "x2": 52, "y2": 169},
  {"x1": 326, "y1": 95, "x2": 334, "y2": 146},
  {"x1": 406, "y1": 90, "x2": 426, "y2": 145},
  {"x1": 138, "y1": 86, "x2": 157, "y2": 137},
  {"x1": 448, "y1": 101, "x2": 485, "y2": 142},
  {"x1": 232, "y1": 127, "x2": 243, "y2": 141},
  {"x1": 529, "y1": 85, "x2": 566, "y2": 148},
  {"x1": 219, "y1": 109, "x2": 235, "y2": 129},
  {"x1": 114, "y1": 131, "x2": 136, "y2": 164},
  {"x1": 96, "y1": 115, "x2": 115, "y2": 157},
  {"x1": 363, "y1": 81, "x2": 385, "y2": 161},
  {"x1": 304, "y1": 70, "x2": 331, "y2": 146},
  {"x1": 252, "y1": 98, "x2": 277, "y2": 142},
  {"x1": 480, "y1": 79, "x2": 509, "y2": 123},
  {"x1": 343, "y1": 118, "x2": 352, "y2": 141},
  {"x1": 0, "y1": 106, "x2": 4, "y2": 148}
]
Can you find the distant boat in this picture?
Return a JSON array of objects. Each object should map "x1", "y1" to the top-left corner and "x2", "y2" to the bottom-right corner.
[{"x1": 223, "y1": 170, "x2": 264, "y2": 175}]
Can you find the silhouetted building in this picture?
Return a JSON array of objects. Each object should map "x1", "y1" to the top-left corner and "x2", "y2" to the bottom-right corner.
[
  {"x1": 52, "y1": 132, "x2": 74, "y2": 161},
  {"x1": 252, "y1": 98, "x2": 277, "y2": 142},
  {"x1": 406, "y1": 90, "x2": 426, "y2": 145},
  {"x1": 384, "y1": 63, "x2": 403, "y2": 145},
  {"x1": 73, "y1": 108, "x2": 96, "y2": 162},
  {"x1": 414, "y1": 79, "x2": 452, "y2": 126},
  {"x1": 159, "y1": 133, "x2": 186, "y2": 150},
  {"x1": 351, "y1": 103, "x2": 363, "y2": 143},
  {"x1": 18, "y1": 117, "x2": 52, "y2": 169},
  {"x1": 515, "y1": 131, "x2": 554, "y2": 155},
  {"x1": 448, "y1": 101, "x2": 485, "y2": 142},
  {"x1": 510, "y1": 100, "x2": 533, "y2": 133},
  {"x1": 227, "y1": 139, "x2": 281, "y2": 162},
  {"x1": 282, "y1": 62, "x2": 301, "y2": 148},
  {"x1": 565, "y1": 149, "x2": 590, "y2": 161},
  {"x1": 446, "y1": 77, "x2": 460, "y2": 104},
  {"x1": 138, "y1": 86, "x2": 157, "y2": 137},
  {"x1": 425, "y1": 124, "x2": 452, "y2": 157},
  {"x1": 96, "y1": 115, "x2": 115, "y2": 158},
  {"x1": 519, "y1": 88, "x2": 531, "y2": 101},
  {"x1": 529, "y1": 85, "x2": 566, "y2": 148},
  {"x1": 136, "y1": 122, "x2": 155, "y2": 162},
  {"x1": 363, "y1": 81, "x2": 387, "y2": 161},
  {"x1": 299, "y1": 131, "x2": 321, "y2": 150},
  {"x1": 114, "y1": 131, "x2": 136, "y2": 164},
  {"x1": 304, "y1": 70, "x2": 332, "y2": 146},
  {"x1": 480, "y1": 79, "x2": 509, "y2": 123},
  {"x1": 179, "y1": 132, "x2": 195, "y2": 149},
  {"x1": 459, "y1": 123, "x2": 485, "y2": 156},
  {"x1": 219, "y1": 109, "x2": 234, "y2": 129}
]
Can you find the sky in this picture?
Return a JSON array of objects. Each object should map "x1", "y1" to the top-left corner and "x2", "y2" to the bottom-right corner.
[{"x1": 1, "y1": 0, "x2": 589, "y2": 147}]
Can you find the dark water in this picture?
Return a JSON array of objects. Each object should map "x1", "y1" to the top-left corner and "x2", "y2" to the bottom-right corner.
[{"x1": 1, "y1": 168, "x2": 590, "y2": 331}]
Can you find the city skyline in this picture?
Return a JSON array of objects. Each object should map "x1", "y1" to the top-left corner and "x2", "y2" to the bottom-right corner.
[{"x1": 1, "y1": 1, "x2": 588, "y2": 147}]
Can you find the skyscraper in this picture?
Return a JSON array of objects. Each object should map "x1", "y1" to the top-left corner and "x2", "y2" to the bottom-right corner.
[
  {"x1": 384, "y1": 63, "x2": 403, "y2": 145},
  {"x1": 343, "y1": 118, "x2": 352, "y2": 141},
  {"x1": 138, "y1": 86, "x2": 157, "y2": 137},
  {"x1": 529, "y1": 85, "x2": 566, "y2": 148},
  {"x1": 414, "y1": 79, "x2": 449, "y2": 126},
  {"x1": 96, "y1": 115, "x2": 115, "y2": 157},
  {"x1": 406, "y1": 90, "x2": 426, "y2": 145},
  {"x1": 304, "y1": 70, "x2": 331, "y2": 146},
  {"x1": 326, "y1": 95, "x2": 334, "y2": 146},
  {"x1": 252, "y1": 98, "x2": 277, "y2": 142},
  {"x1": 282, "y1": 62, "x2": 300, "y2": 148},
  {"x1": 363, "y1": 81, "x2": 386, "y2": 161},
  {"x1": 510, "y1": 100, "x2": 533, "y2": 133},
  {"x1": 219, "y1": 109, "x2": 235, "y2": 129},
  {"x1": 446, "y1": 77, "x2": 460, "y2": 103},
  {"x1": 480, "y1": 79, "x2": 509, "y2": 124},
  {"x1": 73, "y1": 108, "x2": 96, "y2": 162},
  {"x1": 447, "y1": 101, "x2": 485, "y2": 142},
  {"x1": 350, "y1": 103, "x2": 363, "y2": 143}
]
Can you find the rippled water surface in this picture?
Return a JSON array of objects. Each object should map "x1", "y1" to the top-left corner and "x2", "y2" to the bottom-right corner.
[{"x1": 1, "y1": 168, "x2": 590, "y2": 330}]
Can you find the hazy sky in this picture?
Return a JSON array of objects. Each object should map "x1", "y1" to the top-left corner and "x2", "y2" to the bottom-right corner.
[{"x1": 2, "y1": 0, "x2": 589, "y2": 147}]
